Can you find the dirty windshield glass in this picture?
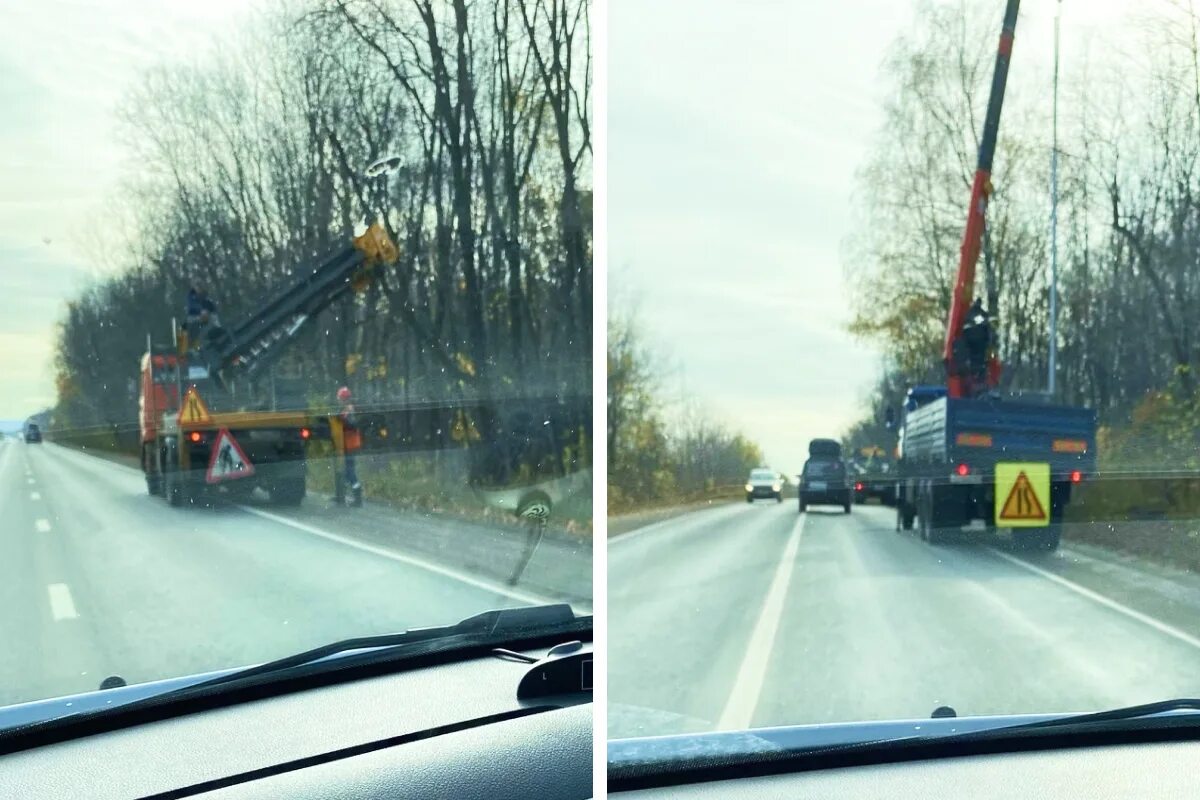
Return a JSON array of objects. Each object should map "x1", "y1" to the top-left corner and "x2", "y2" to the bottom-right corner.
[
  {"x1": 608, "y1": 0, "x2": 1200, "y2": 743},
  {"x1": 0, "y1": 0, "x2": 591, "y2": 712}
]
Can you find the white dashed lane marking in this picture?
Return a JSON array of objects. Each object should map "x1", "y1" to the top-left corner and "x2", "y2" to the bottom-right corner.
[
  {"x1": 30, "y1": 491, "x2": 40, "y2": 500},
  {"x1": 48, "y1": 584, "x2": 78, "y2": 620},
  {"x1": 35, "y1": 519, "x2": 51, "y2": 533}
]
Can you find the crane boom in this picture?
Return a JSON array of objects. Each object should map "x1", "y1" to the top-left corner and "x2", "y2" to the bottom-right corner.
[
  {"x1": 199, "y1": 223, "x2": 398, "y2": 384},
  {"x1": 943, "y1": 0, "x2": 1020, "y2": 399}
]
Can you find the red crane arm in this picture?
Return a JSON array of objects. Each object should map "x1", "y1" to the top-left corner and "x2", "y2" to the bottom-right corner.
[{"x1": 943, "y1": 0, "x2": 1020, "y2": 398}]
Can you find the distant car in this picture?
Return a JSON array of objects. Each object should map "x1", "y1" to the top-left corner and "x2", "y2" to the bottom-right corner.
[
  {"x1": 799, "y1": 439, "x2": 851, "y2": 513},
  {"x1": 25, "y1": 424, "x2": 42, "y2": 443},
  {"x1": 745, "y1": 468, "x2": 783, "y2": 503}
]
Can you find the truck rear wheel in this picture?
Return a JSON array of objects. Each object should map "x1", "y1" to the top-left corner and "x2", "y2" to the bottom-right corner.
[
  {"x1": 144, "y1": 445, "x2": 163, "y2": 496},
  {"x1": 270, "y1": 466, "x2": 307, "y2": 507},
  {"x1": 920, "y1": 484, "x2": 945, "y2": 544}
]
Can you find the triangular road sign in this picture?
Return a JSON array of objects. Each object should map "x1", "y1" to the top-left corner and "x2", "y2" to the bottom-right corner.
[
  {"x1": 178, "y1": 387, "x2": 213, "y2": 425},
  {"x1": 999, "y1": 471, "x2": 1046, "y2": 521},
  {"x1": 206, "y1": 428, "x2": 255, "y2": 484}
]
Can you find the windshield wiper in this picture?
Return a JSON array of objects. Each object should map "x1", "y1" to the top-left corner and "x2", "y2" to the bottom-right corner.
[
  {"x1": 987, "y1": 698, "x2": 1200, "y2": 733},
  {"x1": 164, "y1": 602, "x2": 584, "y2": 696},
  {"x1": 1, "y1": 604, "x2": 585, "y2": 740}
]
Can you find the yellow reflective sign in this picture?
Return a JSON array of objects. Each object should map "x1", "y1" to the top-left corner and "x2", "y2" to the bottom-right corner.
[
  {"x1": 995, "y1": 462, "x2": 1050, "y2": 528},
  {"x1": 178, "y1": 386, "x2": 213, "y2": 425}
]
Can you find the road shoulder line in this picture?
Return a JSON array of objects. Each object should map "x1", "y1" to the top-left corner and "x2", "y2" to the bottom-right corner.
[
  {"x1": 239, "y1": 505, "x2": 583, "y2": 612},
  {"x1": 716, "y1": 512, "x2": 807, "y2": 731},
  {"x1": 992, "y1": 549, "x2": 1200, "y2": 651}
]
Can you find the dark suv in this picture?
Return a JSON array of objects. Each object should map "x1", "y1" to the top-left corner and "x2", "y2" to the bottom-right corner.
[
  {"x1": 24, "y1": 423, "x2": 42, "y2": 444},
  {"x1": 799, "y1": 439, "x2": 851, "y2": 513}
]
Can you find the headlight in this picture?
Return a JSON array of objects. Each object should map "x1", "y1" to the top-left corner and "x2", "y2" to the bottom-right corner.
[
  {"x1": 772, "y1": 482, "x2": 782, "y2": 491},
  {"x1": 745, "y1": 484, "x2": 753, "y2": 492}
]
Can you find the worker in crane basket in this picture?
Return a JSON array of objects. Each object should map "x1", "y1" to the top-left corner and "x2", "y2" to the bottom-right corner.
[
  {"x1": 186, "y1": 283, "x2": 220, "y2": 337},
  {"x1": 337, "y1": 386, "x2": 364, "y2": 506},
  {"x1": 955, "y1": 298, "x2": 994, "y2": 389}
]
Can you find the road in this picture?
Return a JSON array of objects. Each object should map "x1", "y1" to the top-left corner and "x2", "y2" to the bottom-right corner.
[
  {"x1": 609, "y1": 499, "x2": 1200, "y2": 739},
  {"x1": 0, "y1": 439, "x2": 590, "y2": 708}
]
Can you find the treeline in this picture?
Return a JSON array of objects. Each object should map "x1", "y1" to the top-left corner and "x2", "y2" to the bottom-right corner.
[
  {"x1": 53, "y1": 0, "x2": 591, "y2": 475},
  {"x1": 844, "y1": 0, "x2": 1200, "y2": 468},
  {"x1": 608, "y1": 313, "x2": 763, "y2": 511}
]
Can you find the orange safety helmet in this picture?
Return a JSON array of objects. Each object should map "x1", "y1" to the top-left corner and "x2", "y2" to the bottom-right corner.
[{"x1": 336, "y1": 386, "x2": 352, "y2": 402}]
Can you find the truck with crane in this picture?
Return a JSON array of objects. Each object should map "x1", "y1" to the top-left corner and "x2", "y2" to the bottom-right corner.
[
  {"x1": 892, "y1": 0, "x2": 1098, "y2": 551},
  {"x1": 139, "y1": 223, "x2": 398, "y2": 508}
]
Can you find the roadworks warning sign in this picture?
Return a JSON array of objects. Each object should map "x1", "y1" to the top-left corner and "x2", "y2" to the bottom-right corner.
[
  {"x1": 206, "y1": 428, "x2": 255, "y2": 484},
  {"x1": 178, "y1": 387, "x2": 213, "y2": 425},
  {"x1": 995, "y1": 462, "x2": 1050, "y2": 528}
]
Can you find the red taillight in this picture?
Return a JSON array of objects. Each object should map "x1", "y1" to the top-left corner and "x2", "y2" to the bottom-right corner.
[
  {"x1": 300, "y1": 427, "x2": 311, "y2": 440},
  {"x1": 189, "y1": 431, "x2": 202, "y2": 443},
  {"x1": 956, "y1": 463, "x2": 970, "y2": 477},
  {"x1": 855, "y1": 482, "x2": 864, "y2": 491},
  {"x1": 1071, "y1": 470, "x2": 1082, "y2": 483}
]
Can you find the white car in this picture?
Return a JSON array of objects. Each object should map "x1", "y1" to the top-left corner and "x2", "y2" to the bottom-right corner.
[{"x1": 745, "y1": 468, "x2": 783, "y2": 503}]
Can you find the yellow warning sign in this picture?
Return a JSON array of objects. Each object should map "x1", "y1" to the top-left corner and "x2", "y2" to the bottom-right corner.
[
  {"x1": 995, "y1": 462, "x2": 1050, "y2": 528},
  {"x1": 177, "y1": 387, "x2": 213, "y2": 425}
]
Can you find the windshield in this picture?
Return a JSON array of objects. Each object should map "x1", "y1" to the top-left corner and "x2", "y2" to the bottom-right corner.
[
  {"x1": 0, "y1": 0, "x2": 591, "y2": 716},
  {"x1": 607, "y1": 0, "x2": 1200, "y2": 752},
  {"x1": 750, "y1": 470, "x2": 776, "y2": 481}
]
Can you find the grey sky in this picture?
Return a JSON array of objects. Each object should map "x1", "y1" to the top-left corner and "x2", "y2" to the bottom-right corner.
[
  {"x1": 0, "y1": 0, "x2": 251, "y2": 419},
  {"x1": 609, "y1": 0, "x2": 1140, "y2": 473}
]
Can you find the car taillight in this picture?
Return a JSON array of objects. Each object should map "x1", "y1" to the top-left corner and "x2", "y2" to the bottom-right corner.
[
  {"x1": 300, "y1": 427, "x2": 311, "y2": 440},
  {"x1": 855, "y1": 482, "x2": 864, "y2": 491},
  {"x1": 189, "y1": 431, "x2": 202, "y2": 443},
  {"x1": 955, "y1": 462, "x2": 970, "y2": 477},
  {"x1": 1071, "y1": 470, "x2": 1082, "y2": 483}
]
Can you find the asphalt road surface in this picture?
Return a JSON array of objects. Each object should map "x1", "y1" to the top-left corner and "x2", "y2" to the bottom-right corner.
[
  {"x1": 609, "y1": 499, "x2": 1200, "y2": 739},
  {"x1": 0, "y1": 439, "x2": 590, "y2": 708}
]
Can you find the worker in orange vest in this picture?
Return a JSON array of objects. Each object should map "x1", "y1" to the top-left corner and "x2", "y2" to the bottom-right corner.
[{"x1": 337, "y1": 386, "x2": 363, "y2": 504}]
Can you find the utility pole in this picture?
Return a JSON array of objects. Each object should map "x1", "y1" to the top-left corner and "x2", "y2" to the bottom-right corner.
[{"x1": 1048, "y1": 0, "x2": 1062, "y2": 397}]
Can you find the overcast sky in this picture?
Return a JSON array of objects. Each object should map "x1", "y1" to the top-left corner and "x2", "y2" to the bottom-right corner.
[
  {"x1": 0, "y1": 0, "x2": 252, "y2": 420},
  {"x1": 609, "y1": 0, "x2": 1142, "y2": 473}
]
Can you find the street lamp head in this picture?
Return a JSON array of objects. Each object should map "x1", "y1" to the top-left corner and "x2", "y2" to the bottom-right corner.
[{"x1": 364, "y1": 155, "x2": 402, "y2": 178}]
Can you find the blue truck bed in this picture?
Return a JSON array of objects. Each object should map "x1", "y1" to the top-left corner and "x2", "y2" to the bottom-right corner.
[{"x1": 902, "y1": 396, "x2": 1097, "y2": 478}]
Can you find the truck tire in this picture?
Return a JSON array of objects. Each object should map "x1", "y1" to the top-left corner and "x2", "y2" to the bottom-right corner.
[
  {"x1": 843, "y1": 492, "x2": 852, "y2": 514},
  {"x1": 898, "y1": 499, "x2": 916, "y2": 531},
  {"x1": 144, "y1": 445, "x2": 163, "y2": 496},
  {"x1": 798, "y1": 493, "x2": 807, "y2": 513},
  {"x1": 270, "y1": 461, "x2": 307, "y2": 507},
  {"x1": 271, "y1": 479, "x2": 306, "y2": 507},
  {"x1": 776, "y1": 492, "x2": 782, "y2": 504},
  {"x1": 163, "y1": 441, "x2": 185, "y2": 507},
  {"x1": 920, "y1": 483, "x2": 945, "y2": 544},
  {"x1": 746, "y1": 495, "x2": 753, "y2": 504}
]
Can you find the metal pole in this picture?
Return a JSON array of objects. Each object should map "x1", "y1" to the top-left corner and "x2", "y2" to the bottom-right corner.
[{"x1": 1049, "y1": 0, "x2": 1061, "y2": 397}]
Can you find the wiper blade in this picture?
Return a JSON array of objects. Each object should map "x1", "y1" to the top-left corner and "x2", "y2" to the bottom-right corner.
[
  {"x1": 184, "y1": 602, "x2": 581, "y2": 693},
  {"x1": 995, "y1": 698, "x2": 1200, "y2": 733}
]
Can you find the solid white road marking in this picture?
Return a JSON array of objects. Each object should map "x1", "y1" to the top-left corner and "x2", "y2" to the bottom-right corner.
[
  {"x1": 30, "y1": 492, "x2": 40, "y2": 500},
  {"x1": 35, "y1": 519, "x2": 50, "y2": 533},
  {"x1": 992, "y1": 549, "x2": 1200, "y2": 652},
  {"x1": 716, "y1": 513, "x2": 808, "y2": 731},
  {"x1": 48, "y1": 584, "x2": 78, "y2": 620},
  {"x1": 238, "y1": 506, "x2": 579, "y2": 611}
]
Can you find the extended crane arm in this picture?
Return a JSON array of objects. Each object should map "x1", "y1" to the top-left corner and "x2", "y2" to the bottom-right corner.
[
  {"x1": 200, "y1": 223, "x2": 398, "y2": 382},
  {"x1": 943, "y1": 0, "x2": 1019, "y2": 399}
]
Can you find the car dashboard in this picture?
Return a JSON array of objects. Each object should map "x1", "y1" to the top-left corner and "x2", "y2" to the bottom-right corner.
[{"x1": 0, "y1": 641, "x2": 593, "y2": 799}]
